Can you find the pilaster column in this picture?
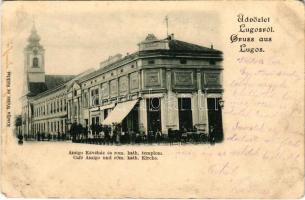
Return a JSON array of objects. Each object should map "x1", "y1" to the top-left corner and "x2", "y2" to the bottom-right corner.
[
  {"x1": 116, "y1": 79, "x2": 119, "y2": 100},
  {"x1": 77, "y1": 97, "x2": 80, "y2": 123},
  {"x1": 127, "y1": 74, "x2": 130, "y2": 95},
  {"x1": 196, "y1": 69, "x2": 207, "y2": 131},
  {"x1": 166, "y1": 69, "x2": 179, "y2": 131},
  {"x1": 139, "y1": 99, "x2": 147, "y2": 134},
  {"x1": 138, "y1": 70, "x2": 142, "y2": 91}
]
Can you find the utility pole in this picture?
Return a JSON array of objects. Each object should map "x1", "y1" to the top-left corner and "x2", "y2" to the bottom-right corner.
[
  {"x1": 32, "y1": 15, "x2": 36, "y2": 28},
  {"x1": 165, "y1": 15, "x2": 169, "y2": 37}
]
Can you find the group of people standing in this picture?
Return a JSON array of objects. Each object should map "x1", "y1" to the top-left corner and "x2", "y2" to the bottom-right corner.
[
  {"x1": 69, "y1": 122, "x2": 212, "y2": 145},
  {"x1": 16, "y1": 122, "x2": 217, "y2": 145},
  {"x1": 69, "y1": 122, "x2": 145, "y2": 144}
]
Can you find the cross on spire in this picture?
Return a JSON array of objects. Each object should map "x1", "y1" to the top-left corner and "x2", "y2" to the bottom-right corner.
[{"x1": 32, "y1": 16, "x2": 36, "y2": 32}]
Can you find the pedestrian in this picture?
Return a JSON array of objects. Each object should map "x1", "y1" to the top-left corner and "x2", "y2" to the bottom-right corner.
[
  {"x1": 18, "y1": 134, "x2": 23, "y2": 145},
  {"x1": 156, "y1": 129, "x2": 161, "y2": 144},
  {"x1": 70, "y1": 122, "x2": 77, "y2": 142},
  {"x1": 37, "y1": 131, "x2": 41, "y2": 141},
  {"x1": 84, "y1": 126, "x2": 88, "y2": 139},
  {"x1": 209, "y1": 125, "x2": 215, "y2": 145}
]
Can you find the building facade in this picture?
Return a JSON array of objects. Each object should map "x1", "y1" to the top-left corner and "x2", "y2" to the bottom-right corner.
[{"x1": 21, "y1": 28, "x2": 224, "y2": 141}]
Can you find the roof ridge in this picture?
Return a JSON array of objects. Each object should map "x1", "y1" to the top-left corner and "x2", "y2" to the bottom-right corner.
[
  {"x1": 45, "y1": 74, "x2": 75, "y2": 76},
  {"x1": 168, "y1": 39, "x2": 221, "y2": 52}
]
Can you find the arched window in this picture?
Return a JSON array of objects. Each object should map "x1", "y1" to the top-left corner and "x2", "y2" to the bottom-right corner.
[{"x1": 33, "y1": 57, "x2": 39, "y2": 68}]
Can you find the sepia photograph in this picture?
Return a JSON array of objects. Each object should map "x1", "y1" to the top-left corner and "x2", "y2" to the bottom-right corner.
[
  {"x1": 16, "y1": 7, "x2": 224, "y2": 146},
  {"x1": 1, "y1": 1, "x2": 304, "y2": 198}
]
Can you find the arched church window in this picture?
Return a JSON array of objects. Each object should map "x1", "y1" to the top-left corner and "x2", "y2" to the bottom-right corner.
[{"x1": 33, "y1": 57, "x2": 39, "y2": 68}]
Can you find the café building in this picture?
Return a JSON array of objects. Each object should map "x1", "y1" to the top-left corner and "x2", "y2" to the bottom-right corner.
[{"x1": 77, "y1": 34, "x2": 224, "y2": 138}]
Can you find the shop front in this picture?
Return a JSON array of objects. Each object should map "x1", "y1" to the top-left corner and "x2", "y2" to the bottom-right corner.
[{"x1": 102, "y1": 99, "x2": 139, "y2": 132}]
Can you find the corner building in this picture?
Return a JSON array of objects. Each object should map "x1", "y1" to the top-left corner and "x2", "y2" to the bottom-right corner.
[{"x1": 76, "y1": 34, "x2": 224, "y2": 139}]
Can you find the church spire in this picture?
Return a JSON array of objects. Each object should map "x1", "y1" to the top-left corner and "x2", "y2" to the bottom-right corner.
[
  {"x1": 27, "y1": 21, "x2": 41, "y2": 45},
  {"x1": 24, "y1": 22, "x2": 45, "y2": 84}
]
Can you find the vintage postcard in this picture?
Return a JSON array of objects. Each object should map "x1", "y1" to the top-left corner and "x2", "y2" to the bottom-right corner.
[{"x1": 1, "y1": 1, "x2": 304, "y2": 198}]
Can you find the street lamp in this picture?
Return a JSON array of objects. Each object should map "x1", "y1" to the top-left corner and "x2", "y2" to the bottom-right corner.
[{"x1": 219, "y1": 99, "x2": 224, "y2": 108}]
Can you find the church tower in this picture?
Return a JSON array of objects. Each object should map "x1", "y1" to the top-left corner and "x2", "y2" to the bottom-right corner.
[
  {"x1": 24, "y1": 24, "x2": 45, "y2": 84},
  {"x1": 21, "y1": 23, "x2": 46, "y2": 138}
]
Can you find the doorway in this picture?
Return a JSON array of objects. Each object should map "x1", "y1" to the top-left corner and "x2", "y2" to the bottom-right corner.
[
  {"x1": 146, "y1": 98, "x2": 161, "y2": 133},
  {"x1": 178, "y1": 98, "x2": 193, "y2": 131},
  {"x1": 207, "y1": 98, "x2": 224, "y2": 142},
  {"x1": 122, "y1": 102, "x2": 139, "y2": 132}
]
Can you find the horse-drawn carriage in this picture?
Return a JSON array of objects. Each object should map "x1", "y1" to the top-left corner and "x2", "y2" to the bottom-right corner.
[{"x1": 168, "y1": 128, "x2": 209, "y2": 144}]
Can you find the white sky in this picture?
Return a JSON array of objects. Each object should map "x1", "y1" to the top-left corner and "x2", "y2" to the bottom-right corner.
[
  {"x1": 3, "y1": 1, "x2": 222, "y2": 113},
  {"x1": 4, "y1": 1, "x2": 222, "y2": 74}
]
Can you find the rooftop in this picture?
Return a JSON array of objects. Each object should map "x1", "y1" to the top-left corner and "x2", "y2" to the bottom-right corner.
[
  {"x1": 78, "y1": 35, "x2": 222, "y2": 83},
  {"x1": 28, "y1": 75, "x2": 75, "y2": 97},
  {"x1": 27, "y1": 34, "x2": 222, "y2": 96}
]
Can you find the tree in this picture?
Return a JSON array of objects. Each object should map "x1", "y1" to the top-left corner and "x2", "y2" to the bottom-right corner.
[
  {"x1": 15, "y1": 115, "x2": 22, "y2": 127},
  {"x1": 15, "y1": 115, "x2": 22, "y2": 136}
]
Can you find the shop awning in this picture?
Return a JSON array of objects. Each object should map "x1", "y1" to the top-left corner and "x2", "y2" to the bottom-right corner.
[
  {"x1": 89, "y1": 107, "x2": 99, "y2": 112},
  {"x1": 99, "y1": 103, "x2": 115, "y2": 111},
  {"x1": 102, "y1": 99, "x2": 138, "y2": 125}
]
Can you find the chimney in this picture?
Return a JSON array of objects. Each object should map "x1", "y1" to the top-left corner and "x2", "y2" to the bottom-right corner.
[
  {"x1": 211, "y1": 44, "x2": 214, "y2": 49},
  {"x1": 170, "y1": 33, "x2": 174, "y2": 40}
]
